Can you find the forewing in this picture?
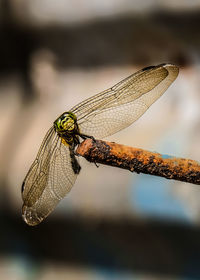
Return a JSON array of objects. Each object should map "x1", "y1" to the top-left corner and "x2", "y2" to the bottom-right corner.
[
  {"x1": 22, "y1": 126, "x2": 57, "y2": 206},
  {"x1": 22, "y1": 130, "x2": 78, "y2": 226},
  {"x1": 72, "y1": 64, "x2": 178, "y2": 138}
]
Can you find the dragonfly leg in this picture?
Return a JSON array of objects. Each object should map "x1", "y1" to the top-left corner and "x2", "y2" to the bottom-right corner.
[
  {"x1": 77, "y1": 134, "x2": 100, "y2": 168},
  {"x1": 94, "y1": 162, "x2": 99, "y2": 168},
  {"x1": 79, "y1": 133, "x2": 96, "y2": 142},
  {"x1": 77, "y1": 136, "x2": 100, "y2": 168}
]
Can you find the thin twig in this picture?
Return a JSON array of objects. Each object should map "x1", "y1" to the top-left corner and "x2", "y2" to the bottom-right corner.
[{"x1": 76, "y1": 139, "x2": 200, "y2": 185}]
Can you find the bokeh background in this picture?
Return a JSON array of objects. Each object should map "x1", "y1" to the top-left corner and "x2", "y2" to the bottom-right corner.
[{"x1": 0, "y1": 0, "x2": 200, "y2": 279}]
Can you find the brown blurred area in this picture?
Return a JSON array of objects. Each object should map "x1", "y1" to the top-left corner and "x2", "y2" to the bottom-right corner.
[{"x1": 0, "y1": 1, "x2": 200, "y2": 279}]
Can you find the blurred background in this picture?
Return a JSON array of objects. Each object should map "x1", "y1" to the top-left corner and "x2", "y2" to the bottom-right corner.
[{"x1": 0, "y1": 0, "x2": 200, "y2": 279}]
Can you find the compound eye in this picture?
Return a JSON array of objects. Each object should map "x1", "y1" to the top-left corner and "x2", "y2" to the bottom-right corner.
[
  {"x1": 62, "y1": 115, "x2": 70, "y2": 122},
  {"x1": 61, "y1": 118, "x2": 68, "y2": 126}
]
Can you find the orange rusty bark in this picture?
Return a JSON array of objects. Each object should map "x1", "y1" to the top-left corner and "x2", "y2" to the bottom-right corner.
[{"x1": 76, "y1": 139, "x2": 200, "y2": 185}]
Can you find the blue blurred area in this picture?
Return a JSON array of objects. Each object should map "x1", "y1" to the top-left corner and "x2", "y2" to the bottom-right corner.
[{"x1": 131, "y1": 174, "x2": 192, "y2": 222}]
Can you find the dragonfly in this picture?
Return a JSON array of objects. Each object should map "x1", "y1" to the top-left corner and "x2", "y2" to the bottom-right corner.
[{"x1": 21, "y1": 63, "x2": 179, "y2": 226}]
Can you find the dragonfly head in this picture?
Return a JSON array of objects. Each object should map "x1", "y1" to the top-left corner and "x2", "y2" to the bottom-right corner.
[{"x1": 54, "y1": 112, "x2": 77, "y2": 134}]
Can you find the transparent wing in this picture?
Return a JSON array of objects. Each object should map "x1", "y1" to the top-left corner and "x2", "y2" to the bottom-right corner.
[
  {"x1": 22, "y1": 128, "x2": 78, "y2": 226},
  {"x1": 71, "y1": 64, "x2": 179, "y2": 138},
  {"x1": 21, "y1": 126, "x2": 57, "y2": 205}
]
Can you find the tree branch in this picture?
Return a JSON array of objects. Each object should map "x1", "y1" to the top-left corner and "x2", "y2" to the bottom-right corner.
[{"x1": 76, "y1": 139, "x2": 200, "y2": 185}]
